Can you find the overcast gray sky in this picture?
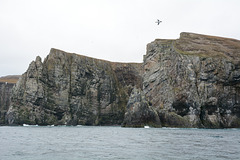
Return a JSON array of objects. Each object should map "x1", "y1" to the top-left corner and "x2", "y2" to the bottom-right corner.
[{"x1": 1, "y1": 0, "x2": 240, "y2": 76}]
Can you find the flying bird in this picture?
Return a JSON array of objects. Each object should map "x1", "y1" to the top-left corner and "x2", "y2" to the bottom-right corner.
[{"x1": 155, "y1": 19, "x2": 162, "y2": 25}]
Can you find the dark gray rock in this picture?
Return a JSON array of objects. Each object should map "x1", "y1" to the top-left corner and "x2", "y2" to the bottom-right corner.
[{"x1": 0, "y1": 82, "x2": 15, "y2": 124}]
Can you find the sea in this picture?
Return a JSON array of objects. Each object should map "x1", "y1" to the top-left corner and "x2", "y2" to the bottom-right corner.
[{"x1": 0, "y1": 126, "x2": 240, "y2": 160}]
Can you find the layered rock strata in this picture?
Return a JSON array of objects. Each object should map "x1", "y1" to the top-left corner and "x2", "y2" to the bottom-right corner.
[{"x1": 142, "y1": 32, "x2": 240, "y2": 128}]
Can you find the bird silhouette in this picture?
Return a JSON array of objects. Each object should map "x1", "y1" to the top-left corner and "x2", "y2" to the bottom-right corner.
[{"x1": 155, "y1": 19, "x2": 162, "y2": 25}]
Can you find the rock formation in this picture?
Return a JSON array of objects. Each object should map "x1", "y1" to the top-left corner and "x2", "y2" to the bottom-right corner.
[
  {"x1": 122, "y1": 88, "x2": 161, "y2": 127},
  {"x1": 6, "y1": 49, "x2": 142, "y2": 125},
  {"x1": 4, "y1": 32, "x2": 240, "y2": 128}
]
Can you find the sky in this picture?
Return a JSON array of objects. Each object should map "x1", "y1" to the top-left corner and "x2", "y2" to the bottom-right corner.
[{"x1": 1, "y1": 0, "x2": 240, "y2": 76}]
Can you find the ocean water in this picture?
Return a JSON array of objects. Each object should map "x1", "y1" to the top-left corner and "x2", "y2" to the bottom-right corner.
[{"x1": 0, "y1": 126, "x2": 240, "y2": 160}]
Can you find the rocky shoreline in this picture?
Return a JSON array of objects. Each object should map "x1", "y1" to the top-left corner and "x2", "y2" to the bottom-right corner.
[{"x1": 1, "y1": 32, "x2": 240, "y2": 128}]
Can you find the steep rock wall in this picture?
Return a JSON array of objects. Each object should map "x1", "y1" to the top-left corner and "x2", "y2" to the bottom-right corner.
[
  {"x1": 7, "y1": 49, "x2": 142, "y2": 125},
  {"x1": 142, "y1": 32, "x2": 240, "y2": 128},
  {"x1": 0, "y1": 82, "x2": 15, "y2": 124},
  {"x1": 4, "y1": 32, "x2": 240, "y2": 128}
]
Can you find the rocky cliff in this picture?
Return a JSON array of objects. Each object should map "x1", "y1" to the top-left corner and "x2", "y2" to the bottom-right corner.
[
  {"x1": 6, "y1": 49, "x2": 142, "y2": 125},
  {"x1": 0, "y1": 82, "x2": 15, "y2": 124},
  {"x1": 140, "y1": 32, "x2": 240, "y2": 128},
  {"x1": 0, "y1": 76, "x2": 20, "y2": 124},
  {"x1": 4, "y1": 32, "x2": 240, "y2": 128}
]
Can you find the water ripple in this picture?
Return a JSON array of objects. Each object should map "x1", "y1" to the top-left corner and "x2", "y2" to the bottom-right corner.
[{"x1": 0, "y1": 126, "x2": 240, "y2": 160}]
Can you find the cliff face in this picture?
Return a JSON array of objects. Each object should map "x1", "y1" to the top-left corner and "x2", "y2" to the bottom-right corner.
[
  {"x1": 0, "y1": 76, "x2": 20, "y2": 124},
  {"x1": 142, "y1": 32, "x2": 240, "y2": 128},
  {"x1": 7, "y1": 49, "x2": 142, "y2": 125},
  {"x1": 5, "y1": 32, "x2": 240, "y2": 128},
  {"x1": 0, "y1": 82, "x2": 15, "y2": 124}
]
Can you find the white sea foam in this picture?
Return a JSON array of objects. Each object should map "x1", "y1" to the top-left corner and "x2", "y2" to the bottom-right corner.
[{"x1": 23, "y1": 124, "x2": 38, "y2": 127}]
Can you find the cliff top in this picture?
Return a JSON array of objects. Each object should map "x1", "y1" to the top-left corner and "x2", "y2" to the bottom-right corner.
[
  {"x1": 49, "y1": 48, "x2": 142, "y2": 65},
  {"x1": 156, "y1": 32, "x2": 240, "y2": 61},
  {"x1": 176, "y1": 32, "x2": 240, "y2": 60},
  {"x1": 0, "y1": 75, "x2": 20, "y2": 84}
]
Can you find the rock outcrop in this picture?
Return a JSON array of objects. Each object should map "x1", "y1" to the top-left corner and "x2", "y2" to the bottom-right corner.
[
  {"x1": 122, "y1": 88, "x2": 161, "y2": 127},
  {"x1": 142, "y1": 32, "x2": 240, "y2": 128},
  {"x1": 6, "y1": 49, "x2": 142, "y2": 125}
]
